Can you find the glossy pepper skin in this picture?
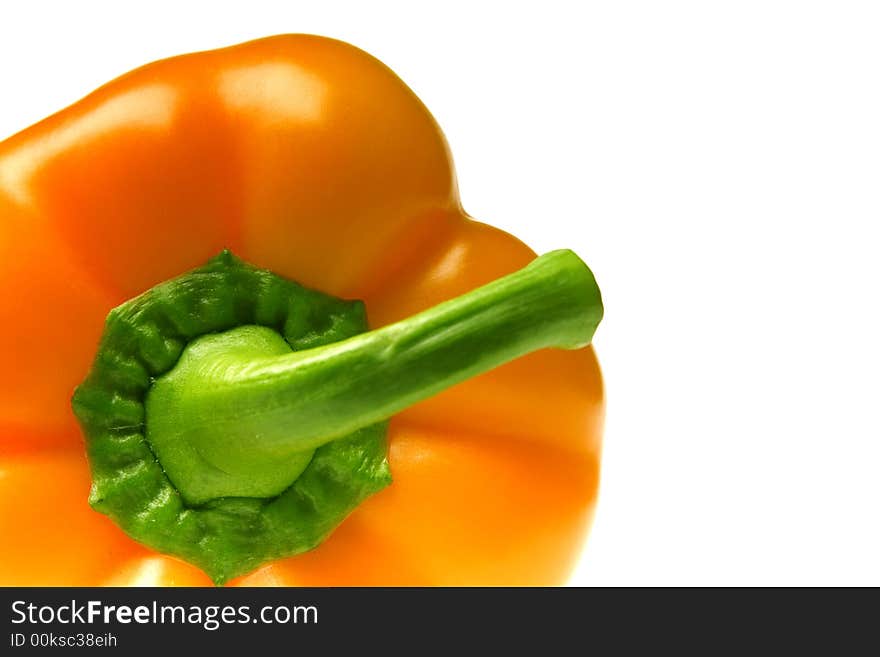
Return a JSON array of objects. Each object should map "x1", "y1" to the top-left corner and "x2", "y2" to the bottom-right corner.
[{"x1": 0, "y1": 35, "x2": 604, "y2": 585}]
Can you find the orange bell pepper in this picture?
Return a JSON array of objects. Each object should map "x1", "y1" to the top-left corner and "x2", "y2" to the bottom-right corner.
[{"x1": 0, "y1": 34, "x2": 604, "y2": 586}]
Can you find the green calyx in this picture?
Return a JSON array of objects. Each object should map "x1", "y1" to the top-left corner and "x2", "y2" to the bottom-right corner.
[
  {"x1": 72, "y1": 252, "x2": 389, "y2": 584},
  {"x1": 72, "y1": 249, "x2": 603, "y2": 584}
]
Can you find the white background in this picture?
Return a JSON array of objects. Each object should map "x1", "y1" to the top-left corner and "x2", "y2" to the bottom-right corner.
[{"x1": 2, "y1": 1, "x2": 878, "y2": 586}]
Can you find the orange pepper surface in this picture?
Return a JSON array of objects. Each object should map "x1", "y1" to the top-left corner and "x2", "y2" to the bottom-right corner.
[{"x1": 0, "y1": 35, "x2": 604, "y2": 586}]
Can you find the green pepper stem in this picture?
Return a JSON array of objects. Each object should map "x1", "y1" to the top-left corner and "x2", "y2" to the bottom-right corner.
[{"x1": 145, "y1": 249, "x2": 602, "y2": 502}]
